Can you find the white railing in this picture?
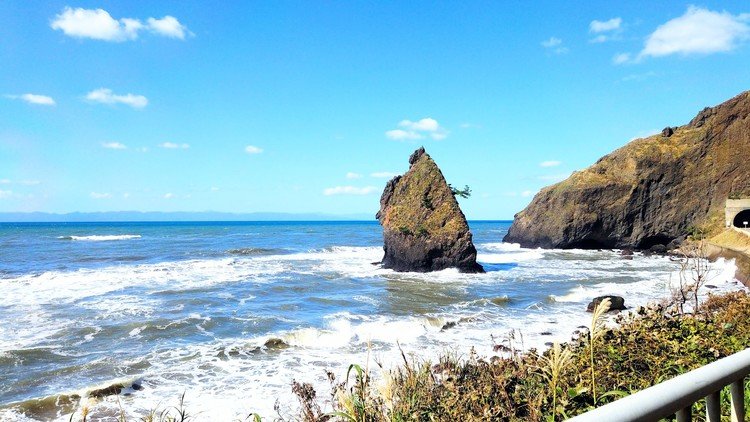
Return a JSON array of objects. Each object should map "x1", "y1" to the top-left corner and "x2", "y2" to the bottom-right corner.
[{"x1": 568, "y1": 347, "x2": 749, "y2": 422}]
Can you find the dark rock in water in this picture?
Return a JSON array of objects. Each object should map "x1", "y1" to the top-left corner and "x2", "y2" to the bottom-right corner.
[
  {"x1": 662, "y1": 127, "x2": 674, "y2": 137},
  {"x1": 493, "y1": 344, "x2": 511, "y2": 352},
  {"x1": 503, "y1": 91, "x2": 750, "y2": 250},
  {"x1": 620, "y1": 249, "x2": 634, "y2": 256},
  {"x1": 131, "y1": 382, "x2": 143, "y2": 391},
  {"x1": 540, "y1": 331, "x2": 552, "y2": 336},
  {"x1": 441, "y1": 321, "x2": 457, "y2": 331},
  {"x1": 377, "y1": 147, "x2": 483, "y2": 273},
  {"x1": 264, "y1": 338, "x2": 289, "y2": 350},
  {"x1": 586, "y1": 295, "x2": 626, "y2": 312},
  {"x1": 649, "y1": 244, "x2": 668, "y2": 254},
  {"x1": 89, "y1": 383, "x2": 123, "y2": 398},
  {"x1": 705, "y1": 284, "x2": 718, "y2": 289}
]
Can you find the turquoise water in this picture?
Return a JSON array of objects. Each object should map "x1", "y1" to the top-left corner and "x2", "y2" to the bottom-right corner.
[{"x1": 0, "y1": 221, "x2": 743, "y2": 420}]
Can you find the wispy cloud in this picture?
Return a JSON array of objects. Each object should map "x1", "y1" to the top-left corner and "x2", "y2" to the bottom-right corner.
[
  {"x1": 346, "y1": 172, "x2": 362, "y2": 179},
  {"x1": 159, "y1": 142, "x2": 190, "y2": 149},
  {"x1": 0, "y1": 190, "x2": 12, "y2": 199},
  {"x1": 102, "y1": 141, "x2": 127, "y2": 150},
  {"x1": 371, "y1": 171, "x2": 398, "y2": 178},
  {"x1": 146, "y1": 16, "x2": 190, "y2": 39},
  {"x1": 521, "y1": 190, "x2": 535, "y2": 197},
  {"x1": 90, "y1": 192, "x2": 112, "y2": 199},
  {"x1": 164, "y1": 193, "x2": 175, "y2": 199},
  {"x1": 541, "y1": 36, "x2": 569, "y2": 54},
  {"x1": 50, "y1": 7, "x2": 190, "y2": 42},
  {"x1": 0, "y1": 179, "x2": 41, "y2": 186},
  {"x1": 385, "y1": 118, "x2": 448, "y2": 141},
  {"x1": 638, "y1": 6, "x2": 750, "y2": 60},
  {"x1": 5, "y1": 93, "x2": 56, "y2": 106},
  {"x1": 539, "y1": 160, "x2": 561, "y2": 168},
  {"x1": 612, "y1": 52, "x2": 632, "y2": 65},
  {"x1": 245, "y1": 145, "x2": 263, "y2": 154},
  {"x1": 86, "y1": 88, "x2": 148, "y2": 108},
  {"x1": 323, "y1": 186, "x2": 378, "y2": 196},
  {"x1": 589, "y1": 17, "x2": 622, "y2": 43}
]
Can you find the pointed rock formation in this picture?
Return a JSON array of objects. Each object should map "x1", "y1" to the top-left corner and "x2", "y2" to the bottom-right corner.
[
  {"x1": 376, "y1": 147, "x2": 483, "y2": 273},
  {"x1": 504, "y1": 90, "x2": 750, "y2": 250}
]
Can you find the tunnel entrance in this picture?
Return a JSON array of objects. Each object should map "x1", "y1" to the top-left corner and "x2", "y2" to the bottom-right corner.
[{"x1": 733, "y1": 209, "x2": 750, "y2": 228}]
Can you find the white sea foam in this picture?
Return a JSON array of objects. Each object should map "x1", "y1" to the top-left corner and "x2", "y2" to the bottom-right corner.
[
  {"x1": 57, "y1": 235, "x2": 142, "y2": 241},
  {"x1": 2, "y1": 242, "x2": 747, "y2": 421}
]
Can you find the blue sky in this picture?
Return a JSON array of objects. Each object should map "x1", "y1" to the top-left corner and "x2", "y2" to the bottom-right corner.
[{"x1": 1, "y1": 1, "x2": 750, "y2": 219}]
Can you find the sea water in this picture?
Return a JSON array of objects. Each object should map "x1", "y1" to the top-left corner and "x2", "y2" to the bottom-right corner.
[{"x1": 0, "y1": 221, "x2": 745, "y2": 421}]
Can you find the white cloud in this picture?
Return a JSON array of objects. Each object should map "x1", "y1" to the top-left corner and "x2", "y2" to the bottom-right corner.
[
  {"x1": 346, "y1": 172, "x2": 362, "y2": 179},
  {"x1": 0, "y1": 179, "x2": 10, "y2": 184},
  {"x1": 86, "y1": 88, "x2": 148, "y2": 108},
  {"x1": 123, "y1": 192, "x2": 130, "y2": 198},
  {"x1": 541, "y1": 37, "x2": 562, "y2": 48},
  {"x1": 5, "y1": 93, "x2": 56, "y2": 106},
  {"x1": 0, "y1": 190, "x2": 12, "y2": 199},
  {"x1": 102, "y1": 141, "x2": 127, "y2": 150},
  {"x1": 159, "y1": 142, "x2": 190, "y2": 149},
  {"x1": 590, "y1": 17, "x2": 622, "y2": 33},
  {"x1": 147, "y1": 16, "x2": 190, "y2": 39},
  {"x1": 323, "y1": 186, "x2": 378, "y2": 196},
  {"x1": 245, "y1": 145, "x2": 263, "y2": 154},
  {"x1": 539, "y1": 160, "x2": 561, "y2": 168},
  {"x1": 50, "y1": 7, "x2": 189, "y2": 42},
  {"x1": 371, "y1": 171, "x2": 398, "y2": 178},
  {"x1": 385, "y1": 117, "x2": 448, "y2": 141},
  {"x1": 639, "y1": 6, "x2": 750, "y2": 59},
  {"x1": 541, "y1": 37, "x2": 568, "y2": 54},
  {"x1": 136, "y1": 147, "x2": 149, "y2": 153},
  {"x1": 385, "y1": 129, "x2": 423, "y2": 141},
  {"x1": 612, "y1": 52, "x2": 632, "y2": 64},
  {"x1": 210, "y1": 186, "x2": 220, "y2": 192},
  {"x1": 164, "y1": 193, "x2": 175, "y2": 199},
  {"x1": 90, "y1": 192, "x2": 112, "y2": 199},
  {"x1": 521, "y1": 190, "x2": 535, "y2": 197}
]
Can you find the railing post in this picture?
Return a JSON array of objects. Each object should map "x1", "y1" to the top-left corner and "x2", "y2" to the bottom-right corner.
[
  {"x1": 676, "y1": 406, "x2": 692, "y2": 422},
  {"x1": 706, "y1": 390, "x2": 721, "y2": 422},
  {"x1": 730, "y1": 378, "x2": 745, "y2": 422}
]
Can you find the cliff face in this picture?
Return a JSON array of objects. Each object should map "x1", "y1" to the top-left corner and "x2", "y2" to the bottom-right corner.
[
  {"x1": 377, "y1": 147, "x2": 483, "y2": 272},
  {"x1": 504, "y1": 90, "x2": 750, "y2": 250}
]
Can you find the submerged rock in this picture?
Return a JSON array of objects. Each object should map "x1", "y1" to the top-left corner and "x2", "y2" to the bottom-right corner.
[
  {"x1": 586, "y1": 295, "x2": 626, "y2": 312},
  {"x1": 376, "y1": 147, "x2": 483, "y2": 273},
  {"x1": 263, "y1": 338, "x2": 290, "y2": 350},
  {"x1": 504, "y1": 90, "x2": 750, "y2": 250}
]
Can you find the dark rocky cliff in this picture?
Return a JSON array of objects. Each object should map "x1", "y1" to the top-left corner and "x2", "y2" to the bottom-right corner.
[
  {"x1": 504, "y1": 90, "x2": 750, "y2": 250},
  {"x1": 377, "y1": 148, "x2": 483, "y2": 272}
]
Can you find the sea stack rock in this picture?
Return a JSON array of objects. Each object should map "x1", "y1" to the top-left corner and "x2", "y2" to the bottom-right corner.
[
  {"x1": 376, "y1": 147, "x2": 484, "y2": 273},
  {"x1": 504, "y1": 90, "x2": 750, "y2": 250}
]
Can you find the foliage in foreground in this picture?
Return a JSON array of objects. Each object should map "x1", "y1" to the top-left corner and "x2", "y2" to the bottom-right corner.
[
  {"x1": 293, "y1": 291, "x2": 750, "y2": 422},
  {"x1": 64, "y1": 291, "x2": 750, "y2": 421}
]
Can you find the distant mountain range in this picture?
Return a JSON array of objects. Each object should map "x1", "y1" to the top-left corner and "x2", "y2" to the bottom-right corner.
[{"x1": 0, "y1": 211, "x2": 376, "y2": 222}]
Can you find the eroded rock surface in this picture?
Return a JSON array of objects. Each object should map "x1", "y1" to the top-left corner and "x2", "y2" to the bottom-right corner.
[
  {"x1": 377, "y1": 147, "x2": 483, "y2": 273},
  {"x1": 505, "y1": 90, "x2": 750, "y2": 250}
]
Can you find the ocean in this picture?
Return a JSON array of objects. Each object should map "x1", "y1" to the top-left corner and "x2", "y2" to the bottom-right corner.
[{"x1": 0, "y1": 221, "x2": 744, "y2": 421}]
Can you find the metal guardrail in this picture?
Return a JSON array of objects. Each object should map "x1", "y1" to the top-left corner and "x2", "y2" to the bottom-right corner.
[{"x1": 568, "y1": 347, "x2": 749, "y2": 422}]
